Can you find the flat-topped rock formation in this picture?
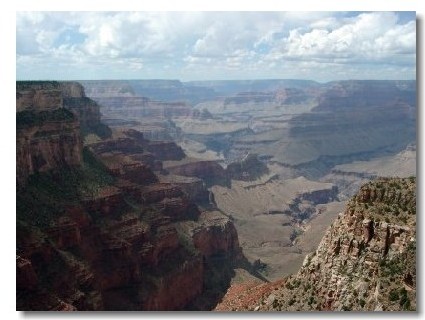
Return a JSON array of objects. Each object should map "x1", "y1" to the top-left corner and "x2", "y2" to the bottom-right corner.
[
  {"x1": 166, "y1": 160, "x2": 229, "y2": 187},
  {"x1": 159, "y1": 174, "x2": 210, "y2": 204},
  {"x1": 16, "y1": 82, "x2": 83, "y2": 187},
  {"x1": 17, "y1": 81, "x2": 63, "y2": 112},
  {"x1": 81, "y1": 79, "x2": 218, "y2": 105},
  {"x1": 265, "y1": 80, "x2": 416, "y2": 169}
]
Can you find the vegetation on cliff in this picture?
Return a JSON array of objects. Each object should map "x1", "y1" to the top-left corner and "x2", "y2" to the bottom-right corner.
[
  {"x1": 16, "y1": 81, "x2": 60, "y2": 90},
  {"x1": 233, "y1": 177, "x2": 416, "y2": 312},
  {"x1": 17, "y1": 147, "x2": 114, "y2": 229},
  {"x1": 17, "y1": 108, "x2": 75, "y2": 129},
  {"x1": 16, "y1": 83, "x2": 243, "y2": 310}
]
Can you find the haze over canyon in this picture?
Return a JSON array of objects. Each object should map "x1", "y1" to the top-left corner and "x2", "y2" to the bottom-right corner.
[{"x1": 16, "y1": 78, "x2": 416, "y2": 311}]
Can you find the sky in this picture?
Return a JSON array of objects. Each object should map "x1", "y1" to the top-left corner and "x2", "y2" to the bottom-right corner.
[{"x1": 16, "y1": 11, "x2": 416, "y2": 82}]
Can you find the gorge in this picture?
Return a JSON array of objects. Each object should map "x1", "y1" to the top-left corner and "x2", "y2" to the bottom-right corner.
[{"x1": 16, "y1": 79, "x2": 416, "y2": 311}]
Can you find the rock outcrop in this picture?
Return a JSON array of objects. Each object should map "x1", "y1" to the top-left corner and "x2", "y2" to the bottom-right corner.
[
  {"x1": 17, "y1": 81, "x2": 63, "y2": 112},
  {"x1": 282, "y1": 80, "x2": 416, "y2": 169},
  {"x1": 61, "y1": 81, "x2": 112, "y2": 138},
  {"x1": 16, "y1": 82, "x2": 83, "y2": 187},
  {"x1": 226, "y1": 153, "x2": 269, "y2": 181},
  {"x1": 232, "y1": 177, "x2": 416, "y2": 312},
  {"x1": 167, "y1": 161, "x2": 228, "y2": 187},
  {"x1": 159, "y1": 174, "x2": 211, "y2": 204},
  {"x1": 80, "y1": 79, "x2": 218, "y2": 105},
  {"x1": 91, "y1": 96, "x2": 192, "y2": 119},
  {"x1": 16, "y1": 83, "x2": 243, "y2": 311},
  {"x1": 145, "y1": 141, "x2": 185, "y2": 161},
  {"x1": 190, "y1": 211, "x2": 242, "y2": 259},
  {"x1": 223, "y1": 88, "x2": 309, "y2": 106}
]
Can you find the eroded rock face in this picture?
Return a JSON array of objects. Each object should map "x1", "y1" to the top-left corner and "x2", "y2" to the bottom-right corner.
[
  {"x1": 250, "y1": 177, "x2": 416, "y2": 312},
  {"x1": 191, "y1": 211, "x2": 241, "y2": 259},
  {"x1": 167, "y1": 161, "x2": 228, "y2": 187},
  {"x1": 142, "y1": 256, "x2": 204, "y2": 311},
  {"x1": 17, "y1": 91, "x2": 243, "y2": 310},
  {"x1": 223, "y1": 88, "x2": 310, "y2": 106},
  {"x1": 17, "y1": 82, "x2": 244, "y2": 311},
  {"x1": 17, "y1": 82, "x2": 63, "y2": 112},
  {"x1": 16, "y1": 82, "x2": 83, "y2": 187},
  {"x1": 159, "y1": 174, "x2": 211, "y2": 204},
  {"x1": 60, "y1": 82, "x2": 86, "y2": 98},
  {"x1": 226, "y1": 153, "x2": 269, "y2": 181},
  {"x1": 283, "y1": 80, "x2": 416, "y2": 169},
  {"x1": 60, "y1": 81, "x2": 111, "y2": 138},
  {"x1": 145, "y1": 141, "x2": 185, "y2": 161},
  {"x1": 87, "y1": 95, "x2": 192, "y2": 119}
]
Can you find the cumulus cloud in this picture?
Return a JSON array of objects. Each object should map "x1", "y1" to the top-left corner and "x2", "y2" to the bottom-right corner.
[
  {"x1": 16, "y1": 11, "x2": 416, "y2": 81},
  {"x1": 261, "y1": 11, "x2": 415, "y2": 70}
]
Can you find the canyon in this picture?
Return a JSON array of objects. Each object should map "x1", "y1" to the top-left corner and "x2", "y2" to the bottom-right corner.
[
  {"x1": 16, "y1": 82, "x2": 243, "y2": 311},
  {"x1": 17, "y1": 79, "x2": 416, "y2": 311},
  {"x1": 216, "y1": 177, "x2": 416, "y2": 311}
]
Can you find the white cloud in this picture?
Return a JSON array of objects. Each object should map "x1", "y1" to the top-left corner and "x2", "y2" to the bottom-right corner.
[
  {"x1": 267, "y1": 12, "x2": 415, "y2": 63},
  {"x1": 16, "y1": 11, "x2": 416, "y2": 81}
]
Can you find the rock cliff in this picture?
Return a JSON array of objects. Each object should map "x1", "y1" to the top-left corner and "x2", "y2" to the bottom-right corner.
[
  {"x1": 225, "y1": 177, "x2": 416, "y2": 311},
  {"x1": 16, "y1": 82, "x2": 83, "y2": 187},
  {"x1": 61, "y1": 81, "x2": 112, "y2": 139},
  {"x1": 190, "y1": 211, "x2": 242, "y2": 259},
  {"x1": 226, "y1": 153, "x2": 269, "y2": 181},
  {"x1": 80, "y1": 79, "x2": 218, "y2": 105},
  {"x1": 16, "y1": 83, "x2": 244, "y2": 311},
  {"x1": 17, "y1": 81, "x2": 63, "y2": 112},
  {"x1": 167, "y1": 160, "x2": 229, "y2": 187},
  {"x1": 91, "y1": 96, "x2": 192, "y2": 119}
]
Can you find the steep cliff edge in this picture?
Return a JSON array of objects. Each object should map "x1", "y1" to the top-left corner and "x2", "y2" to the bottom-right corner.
[
  {"x1": 16, "y1": 82, "x2": 244, "y2": 310},
  {"x1": 217, "y1": 177, "x2": 416, "y2": 311},
  {"x1": 61, "y1": 81, "x2": 112, "y2": 139},
  {"x1": 16, "y1": 82, "x2": 83, "y2": 187}
]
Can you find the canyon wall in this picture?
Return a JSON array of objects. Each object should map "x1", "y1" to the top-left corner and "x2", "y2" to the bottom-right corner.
[
  {"x1": 234, "y1": 177, "x2": 416, "y2": 311},
  {"x1": 16, "y1": 81, "x2": 244, "y2": 311},
  {"x1": 16, "y1": 82, "x2": 83, "y2": 187}
]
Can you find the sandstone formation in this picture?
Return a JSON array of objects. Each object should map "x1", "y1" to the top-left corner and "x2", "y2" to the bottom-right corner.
[
  {"x1": 92, "y1": 96, "x2": 192, "y2": 119},
  {"x1": 221, "y1": 177, "x2": 416, "y2": 311},
  {"x1": 266, "y1": 80, "x2": 416, "y2": 171},
  {"x1": 81, "y1": 79, "x2": 218, "y2": 105},
  {"x1": 61, "y1": 81, "x2": 112, "y2": 139},
  {"x1": 17, "y1": 81, "x2": 63, "y2": 112},
  {"x1": 181, "y1": 80, "x2": 415, "y2": 182},
  {"x1": 226, "y1": 153, "x2": 269, "y2": 181},
  {"x1": 16, "y1": 82, "x2": 83, "y2": 187},
  {"x1": 145, "y1": 141, "x2": 185, "y2": 161},
  {"x1": 158, "y1": 174, "x2": 211, "y2": 204},
  {"x1": 190, "y1": 211, "x2": 242, "y2": 259},
  {"x1": 16, "y1": 81, "x2": 244, "y2": 311},
  {"x1": 17, "y1": 79, "x2": 416, "y2": 312},
  {"x1": 166, "y1": 160, "x2": 228, "y2": 187},
  {"x1": 223, "y1": 88, "x2": 310, "y2": 106}
]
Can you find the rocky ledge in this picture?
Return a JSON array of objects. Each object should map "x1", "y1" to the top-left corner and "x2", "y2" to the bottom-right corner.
[
  {"x1": 16, "y1": 82, "x2": 83, "y2": 187},
  {"x1": 16, "y1": 82, "x2": 244, "y2": 311},
  {"x1": 217, "y1": 177, "x2": 416, "y2": 312}
]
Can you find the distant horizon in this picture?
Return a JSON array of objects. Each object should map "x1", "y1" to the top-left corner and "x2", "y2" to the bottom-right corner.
[{"x1": 15, "y1": 78, "x2": 416, "y2": 84}]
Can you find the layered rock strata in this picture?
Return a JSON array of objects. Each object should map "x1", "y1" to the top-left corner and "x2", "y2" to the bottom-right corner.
[
  {"x1": 16, "y1": 82, "x2": 243, "y2": 310},
  {"x1": 223, "y1": 177, "x2": 416, "y2": 311},
  {"x1": 16, "y1": 82, "x2": 83, "y2": 187}
]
